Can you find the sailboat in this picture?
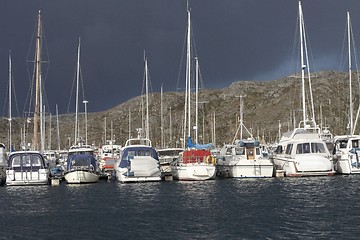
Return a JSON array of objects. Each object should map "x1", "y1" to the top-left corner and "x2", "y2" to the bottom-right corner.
[
  {"x1": 170, "y1": 7, "x2": 216, "y2": 181},
  {"x1": 114, "y1": 56, "x2": 161, "y2": 183},
  {"x1": 271, "y1": 1, "x2": 335, "y2": 177},
  {"x1": 64, "y1": 38, "x2": 99, "y2": 184},
  {"x1": 6, "y1": 11, "x2": 50, "y2": 186},
  {"x1": 333, "y1": 12, "x2": 360, "y2": 174}
]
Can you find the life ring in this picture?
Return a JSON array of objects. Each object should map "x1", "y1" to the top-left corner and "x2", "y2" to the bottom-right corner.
[{"x1": 205, "y1": 156, "x2": 216, "y2": 165}]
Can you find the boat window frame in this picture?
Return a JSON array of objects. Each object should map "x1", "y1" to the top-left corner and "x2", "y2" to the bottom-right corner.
[{"x1": 285, "y1": 144, "x2": 293, "y2": 155}]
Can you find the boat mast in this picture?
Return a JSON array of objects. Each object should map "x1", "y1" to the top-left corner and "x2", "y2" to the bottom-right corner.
[
  {"x1": 195, "y1": 56, "x2": 199, "y2": 143},
  {"x1": 33, "y1": 10, "x2": 42, "y2": 151},
  {"x1": 83, "y1": 100, "x2": 88, "y2": 145},
  {"x1": 74, "y1": 38, "x2": 81, "y2": 145},
  {"x1": 348, "y1": 11, "x2": 354, "y2": 135},
  {"x1": 299, "y1": 1, "x2": 306, "y2": 126},
  {"x1": 161, "y1": 84, "x2": 164, "y2": 148},
  {"x1": 186, "y1": 8, "x2": 192, "y2": 140},
  {"x1": 144, "y1": 54, "x2": 150, "y2": 139},
  {"x1": 128, "y1": 108, "x2": 131, "y2": 139},
  {"x1": 104, "y1": 117, "x2": 107, "y2": 143},
  {"x1": 56, "y1": 104, "x2": 61, "y2": 151},
  {"x1": 8, "y1": 51, "x2": 12, "y2": 151},
  {"x1": 240, "y1": 95, "x2": 244, "y2": 139}
]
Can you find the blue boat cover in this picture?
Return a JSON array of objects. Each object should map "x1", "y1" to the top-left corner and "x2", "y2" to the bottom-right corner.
[
  {"x1": 66, "y1": 154, "x2": 97, "y2": 171},
  {"x1": 119, "y1": 146, "x2": 159, "y2": 168},
  {"x1": 187, "y1": 137, "x2": 213, "y2": 150}
]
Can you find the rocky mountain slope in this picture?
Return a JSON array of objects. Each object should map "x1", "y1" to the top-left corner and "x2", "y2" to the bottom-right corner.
[{"x1": 0, "y1": 71, "x2": 355, "y2": 150}]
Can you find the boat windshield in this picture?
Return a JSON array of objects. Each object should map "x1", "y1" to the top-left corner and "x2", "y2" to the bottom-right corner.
[
  {"x1": 11, "y1": 154, "x2": 43, "y2": 168},
  {"x1": 296, "y1": 142, "x2": 327, "y2": 154},
  {"x1": 122, "y1": 147, "x2": 159, "y2": 160},
  {"x1": 72, "y1": 158, "x2": 91, "y2": 167}
]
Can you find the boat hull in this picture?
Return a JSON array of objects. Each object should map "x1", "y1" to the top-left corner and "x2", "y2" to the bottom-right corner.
[
  {"x1": 116, "y1": 169, "x2": 161, "y2": 183},
  {"x1": 272, "y1": 156, "x2": 335, "y2": 177},
  {"x1": 6, "y1": 168, "x2": 49, "y2": 186},
  {"x1": 172, "y1": 163, "x2": 216, "y2": 181},
  {"x1": 335, "y1": 158, "x2": 360, "y2": 174},
  {"x1": 217, "y1": 160, "x2": 274, "y2": 178},
  {"x1": 64, "y1": 170, "x2": 99, "y2": 184}
]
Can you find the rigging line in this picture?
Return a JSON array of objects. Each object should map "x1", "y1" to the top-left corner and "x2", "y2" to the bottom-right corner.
[
  {"x1": 80, "y1": 66, "x2": 86, "y2": 102},
  {"x1": 338, "y1": 19, "x2": 348, "y2": 71},
  {"x1": 67, "y1": 64, "x2": 77, "y2": 114},
  {"x1": 12, "y1": 75, "x2": 20, "y2": 118},
  {"x1": 176, "y1": 23, "x2": 187, "y2": 92},
  {"x1": 24, "y1": 49, "x2": 37, "y2": 120}
]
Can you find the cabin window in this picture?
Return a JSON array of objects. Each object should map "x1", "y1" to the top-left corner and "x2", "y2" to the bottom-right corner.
[
  {"x1": 311, "y1": 143, "x2": 326, "y2": 153},
  {"x1": 138, "y1": 150, "x2": 151, "y2": 156},
  {"x1": 339, "y1": 141, "x2": 347, "y2": 149},
  {"x1": 235, "y1": 147, "x2": 245, "y2": 155},
  {"x1": 352, "y1": 140, "x2": 359, "y2": 148},
  {"x1": 256, "y1": 148, "x2": 260, "y2": 155},
  {"x1": 303, "y1": 143, "x2": 311, "y2": 153},
  {"x1": 12, "y1": 155, "x2": 42, "y2": 167},
  {"x1": 73, "y1": 158, "x2": 90, "y2": 167},
  {"x1": 296, "y1": 143, "x2": 310, "y2": 154},
  {"x1": 12, "y1": 156, "x2": 21, "y2": 167},
  {"x1": 285, "y1": 144, "x2": 293, "y2": 154},
  {"x1": 276, "y1": 145, "x2": 283, "y2": 154},
  {"x1": 226, "y1": 148, "x2": 232, "y2": 155}
]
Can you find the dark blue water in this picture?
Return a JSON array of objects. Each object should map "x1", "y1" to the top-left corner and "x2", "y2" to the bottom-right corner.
[{"x1": 0, "y1": 175, "x2": 359, "y2": 239}]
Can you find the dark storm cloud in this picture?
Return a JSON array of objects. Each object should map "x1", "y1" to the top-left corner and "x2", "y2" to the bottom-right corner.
[{"x1": 0, "y1": 0, "x2": 360, "y2": 116}]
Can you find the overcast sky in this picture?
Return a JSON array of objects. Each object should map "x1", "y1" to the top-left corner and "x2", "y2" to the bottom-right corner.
[{"x1": 1, "y1": 0, "x2": 360, "y2": 116}]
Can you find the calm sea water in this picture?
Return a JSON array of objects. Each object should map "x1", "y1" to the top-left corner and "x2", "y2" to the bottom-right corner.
[{"x1": 0, "y1": 175, "x2": 359, "y2": 239}]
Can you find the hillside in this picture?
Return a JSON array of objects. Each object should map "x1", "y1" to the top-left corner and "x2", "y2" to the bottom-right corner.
[{"x1": 0, "y1": 71, "x2": 355, "y2": 150}]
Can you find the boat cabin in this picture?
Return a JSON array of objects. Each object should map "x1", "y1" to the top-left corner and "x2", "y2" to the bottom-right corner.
[{"x1": 66, "y1": 154, "x2": 97, "y2": 172}]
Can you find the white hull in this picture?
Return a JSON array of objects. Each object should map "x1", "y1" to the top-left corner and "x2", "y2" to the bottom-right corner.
[
  {"x1": 116, "y1": 156, "x2": 161, "y2": 183},
  {"x1": 172, "y1": 163, "x2": 216, "y2": 181},
  {"x1": 333, "y1": 136, "x2": 360, "y2": 174},
  {"x1": 116, "y1": 169, "x2": 161, "y2": 183},
  {"x1": 6, "y1": 169, "x2": 49, "y2": 186},
  {"x1": 217, "y1": 159, "x2": 274, "y2": 178},
  {"x1": 273, "y1": 156, "x2": 335, "y2": 177},
  {"x1": 335, "y1": 159, "x2": 360, "y2": 174},
  {"x1": 64, "y1": 170, "x2": 99, "y2": 184}
]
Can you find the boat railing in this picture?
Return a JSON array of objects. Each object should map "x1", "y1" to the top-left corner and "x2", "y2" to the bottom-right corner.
[{"x1": 125, "y1": 138, "x2": 152, "y2": 147}]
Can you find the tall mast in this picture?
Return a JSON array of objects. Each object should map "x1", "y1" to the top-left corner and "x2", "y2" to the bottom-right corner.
[
  {"x1": 128, "y1": 107, "x2": 131, "y2": 139},
  {"x1": 160, "y1": 85, "x2": 164, "y2": 148},
  {"x1": 144, "y1": 54, "x2": 150, "y2": 139},
  {"x1": 56, "y1": 104, "x2": 61, "y2": 151},
  {"x1": 348, "y1": 11, "x2": 353, "y2": 135},
  {"x1": 48, "y1": 113, "x2": 52, "y2": 150},
  {"x1": 169, "y1": 106, "x2": 172, "y2": 147},
  {"x1": 104, "y1": 117, "x2": 107, "y2": 143},
  {"x1": 240, "y1": 95, "x2": 244, "y2": 139},
  {"x1": 8, "y1": 51, "x2": 12, "y2": 151},
  {"x1": 74, "y1": 37, "x2": 81, "y2": 145},
  {"x1": 186, "y1": 8, "x2": 191, "y2": 139},
  {"x1": 33, "y1": 10, "x2": 42, "y2": 151},
  {"x1": 299, "y1": 1, "x2": 306, "y2": 125},
  {"x1": 83, "y1": 100, "x2": 88, "y2": 145},
  {"x1": 195, "y1": 56, "x2": 199, "y2": 143}
]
